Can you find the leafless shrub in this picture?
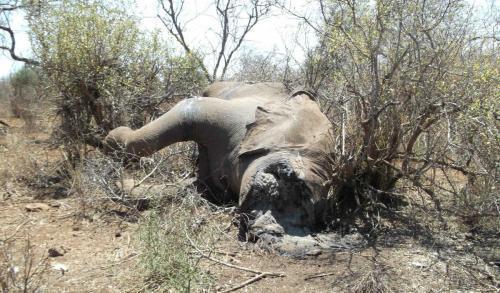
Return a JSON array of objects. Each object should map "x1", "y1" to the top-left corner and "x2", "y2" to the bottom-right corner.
[
  {"x1": 228, "y1": 48, "x2": 297, "y2": 83},
  {"x1": 158, "y1": 0, "x2": 276, "y2": 82},
  {"x1": 289, "y1": 0, "x2": 499, "y2": 232},
  {"x1": 0, "y1": 236, "x2": 49, "y2": 292},
  {"x1": 66, "y1": 139, "x2": 197, "y2": 219}
]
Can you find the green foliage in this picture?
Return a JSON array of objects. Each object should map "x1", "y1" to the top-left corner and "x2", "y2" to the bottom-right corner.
[
  {"x1": 0, "y1": 79, "x2": 12, "y2": 116},
  {"x1": 10, "y1": 66, "x2": 39, "y2": 98},
  {"x1": 451, "y1": 57, "x2": 499, "y2": 230},
  {"x1": 8, "y1": 65, "x2": 40, "y2": 121},
  {"x1": 27, "y1": 0, "x2": 206, "y2": 160},
  {"x1": 168, "y1": 53, "x2": 210, "y2": 95}
]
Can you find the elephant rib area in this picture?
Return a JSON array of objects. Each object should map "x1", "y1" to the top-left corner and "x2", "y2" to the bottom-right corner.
[{"x1": 202, "y1": 81, "x2": 290, "y2": 102}]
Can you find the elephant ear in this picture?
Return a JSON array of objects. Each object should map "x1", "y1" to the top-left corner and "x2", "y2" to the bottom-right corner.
[{"x1": 237, "y1": 93, "x2": 332, "y2": 158}]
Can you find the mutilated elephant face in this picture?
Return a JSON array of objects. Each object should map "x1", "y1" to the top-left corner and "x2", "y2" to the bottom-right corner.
[
  {"x1": 239, "y1": 151, "x2": 331, "y2": 245},
  {"x1": 235, "y1": 93, "x2": 334, "y2": 254}
]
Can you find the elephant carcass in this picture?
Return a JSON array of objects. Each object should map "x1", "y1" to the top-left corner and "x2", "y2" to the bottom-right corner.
[{"x1": 105, "y1": 82, "x2": 335, "y2": 254}]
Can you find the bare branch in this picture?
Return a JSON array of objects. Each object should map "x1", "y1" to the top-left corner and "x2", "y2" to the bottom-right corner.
[
  {"x1": 158, "y1": 0, "x2": 271, "y2": 81},
  {"x1": 0, "y1": 4, "x2": 39, "y2": 65},
  {"x1": 212, "y1": 0, "x2": 231, "y2": 80},
  {"x1": 186, "y1": 231, "x2": 285, "y2": 275},
  {"x1": 0, "y1": 4, "x2": 24, "y2": 12},
  {"x1": 280, "y1": 3, "x2": 322, "y2": 34},
  {"x1": 158, "y1": 0, "x2": 212, "y2": 82},
  {"x1": 361, "y1": 101, "x2": 400, "y2": 126},
  {"x1": 219, "y1": 0, "x2": 268, "y2": 79}
]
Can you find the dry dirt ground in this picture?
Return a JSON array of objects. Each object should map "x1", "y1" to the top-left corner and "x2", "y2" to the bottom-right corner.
[{"x1": 1, "y1": 116, "x2": 499, "y2": 292}]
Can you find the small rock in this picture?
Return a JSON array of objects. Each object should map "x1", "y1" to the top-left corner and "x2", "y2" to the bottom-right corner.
[
  {"x1": 411, "y1": 261, "x2": 428, "y2": 268},
  {"x1": 48, "y1": 247, "x2": 66, "y2": 257},
  {"x1": 51, "y1": 263, "x2": 68, "y2": 275},
  {"x1": 191, "y1": 218, "x2": 206, "y2": 231},
  {"x1": 25, "y1": 203, "x2": 50, "y2": 212},
  {"x1": 306, "y1": 248, "x2": 322, "y2": 256},
  {"x1": 49, "y1": 201, "x2": 61, "y2": 208},
  {"x1": 9, "y1": 266, "x2": 20, "y2": 275}
]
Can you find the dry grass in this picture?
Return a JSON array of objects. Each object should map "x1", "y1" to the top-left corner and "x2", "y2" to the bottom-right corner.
[
  {"x1": 351, "y1": 269, "x2": 391, "y2": 293},
  {"x1": 0, "y1": 236, "x2": 49, "y2": 292}
]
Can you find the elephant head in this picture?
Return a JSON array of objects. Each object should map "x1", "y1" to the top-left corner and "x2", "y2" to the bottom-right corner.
[{"x1": 105, "y1": 82, "x2": 334, "y2": 254}]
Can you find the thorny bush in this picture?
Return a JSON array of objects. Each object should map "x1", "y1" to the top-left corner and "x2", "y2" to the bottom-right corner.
[{"x1": 301, "y1": 0, "x2": 498, "y2": 232}]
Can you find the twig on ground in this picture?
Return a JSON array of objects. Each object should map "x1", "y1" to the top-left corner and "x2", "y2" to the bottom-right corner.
[
  {"x1": 221, "y1": 272, "x2": 277, "y2": 292},
  {"x1": 304, "y1": 271, "x2": 336, "y2": 281},
  {"x1": 0, "y1": 120, "x2": 10, "y2": 127},
  {"x1": 190, "y1": 249, "x2": 237, "y2": 257},
  {"x1": 1, "y1": 219, "x2": 30, "y2": 242},
  {"x1": 66, "y1": 253, "x2": 140, "y2": 282},
  {"x1": 186, "y1": 234, "x2": 285, "y2": 291},
  {"x1": 189, "y1": 235, "x2": 284, "y2": 276},
  {"x1": 458, "y1": 260, "x2": 499, "y2": 290}
]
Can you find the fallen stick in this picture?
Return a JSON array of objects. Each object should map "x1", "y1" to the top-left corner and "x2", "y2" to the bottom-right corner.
[
  {"x1": 222, "y1": 272, "x2": 273, "y2": 292},
  {"x1": 1, "y1": 219, "x2": 30, "y2": 242},
  {"x1": 304, "y1": 271, "x2": 336, "y2": 281},
  {"x1": 66, "y1": 253, "x2": 140, "y2": 282},
  {"x1": 186, "y1": 233, "x2": 284, "y2": 291},
  {"x1": 0, "y1": 120, "x2": 10, "y2": 127},
  {"x1": 186, "y1": 233, "x2": 284, "y2": 277},
  {"x1": 202, "y1": 250, "x2": 283, "y2": 277}
]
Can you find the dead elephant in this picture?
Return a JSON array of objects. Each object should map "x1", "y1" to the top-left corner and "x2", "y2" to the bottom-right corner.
[{"x1": 105, "y1": 82, "x2": 335, "y2": 255}]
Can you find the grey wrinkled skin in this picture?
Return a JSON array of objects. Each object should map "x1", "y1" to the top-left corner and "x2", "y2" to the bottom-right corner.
[{"x1": 105, "y1": 82, "x2": 339, "y2": 256}]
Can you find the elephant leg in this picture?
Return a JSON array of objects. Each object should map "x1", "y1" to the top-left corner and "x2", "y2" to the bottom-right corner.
[{"x1": 196, "y1": 144, "x2": 237, "y2": 204}]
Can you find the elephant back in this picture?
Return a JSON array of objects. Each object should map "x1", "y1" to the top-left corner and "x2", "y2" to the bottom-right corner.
[{"x1": 202, "y1": 82, "x2": 290, "y2": 102}]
